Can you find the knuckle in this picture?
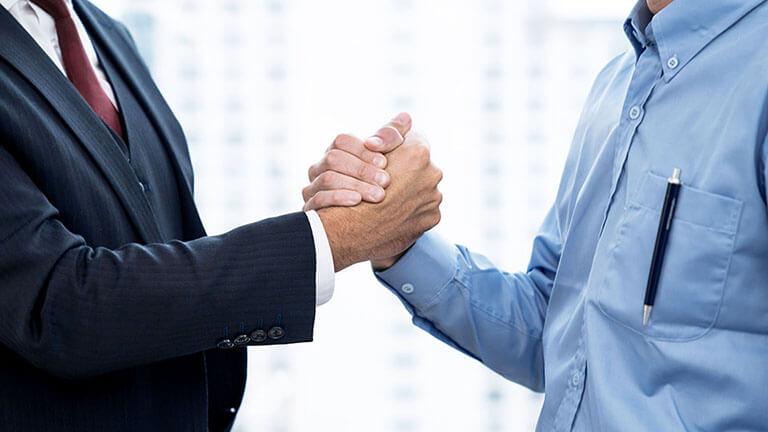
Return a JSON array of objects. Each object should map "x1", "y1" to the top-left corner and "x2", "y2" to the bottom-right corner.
[
  {"x1": 430, "y1": 166, "x2": 443, "y2": 184},
  {"x1": 356, "y1": 162, "x2": 371, "y2": 180},
  {"x1": 434, "y1": 191, "x2": 443, "y2": 205},
  {"x1": 430, "y1": 210, "x2": 442, "y2": 228},
  {"x1": 332, "y1": 133, "x2": 351, "y2": 149},
  {"x1": 421, "y1": 211, "x2": 441, "y2": 231},
  {"x1": 318, "y1": 171, "x2": 336, "y2": 188},
  {"x1": 315, "y1": 191, "x2": 331, "y2": 207},
  {"x1": 406, "y1": 132, "x2": 424, "y2": 145},
  {"x1": 402, "y1": 143, "x2": 422, "y2": 161},
  {"x1": 304, "y1": 196, "x2": 317, "y2": 211},
  {"x1": 307, "y1": 164, "x2": 315, "y2": 181},
  {"x1": 325, "y1": 149, "x2": 343, "y2": 167},
  {"x1": 414, "y1": 144, "x2": 430, "y2": 164}
]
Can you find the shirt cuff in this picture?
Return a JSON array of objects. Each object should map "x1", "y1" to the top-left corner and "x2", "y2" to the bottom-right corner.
[
  {"x1": 375, "y1": 231, "x2": 458, "y2": 312},
  {"x1": 305, "y1": 210, "x2": 335, "y2": 306}
]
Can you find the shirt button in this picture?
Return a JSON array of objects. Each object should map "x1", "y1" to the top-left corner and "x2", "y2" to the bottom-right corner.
[
  {"x1": 250, "y1": 329, "x2": 267, "y2": 343},
  {"x1": 217, "y1": 338, "x2": 235, "y2": 350},
  {"x1": 628, "y1": 106, "x2": 642, "y2": 120},
  {"x1": 268, "y1": 326, "x2": 285, "y2": 340},
  {"x1": 571, "y1": 373, "x2": 581, "y2": 387},
  {"x1": 667, "y1": 56, "x2": 679, "y2": 69},
  {"x1": 401, "y1": 283, "x2": 415, "y2": 294}
]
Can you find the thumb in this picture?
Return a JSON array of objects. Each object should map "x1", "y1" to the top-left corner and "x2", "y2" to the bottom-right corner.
[{"x1": 364, "y1": 112, "x2": 412, "y2": 154}]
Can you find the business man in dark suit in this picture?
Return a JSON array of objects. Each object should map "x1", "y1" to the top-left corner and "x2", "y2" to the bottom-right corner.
[{"x1": 0, "y1": 0, "x2": 442, "y2": 430}]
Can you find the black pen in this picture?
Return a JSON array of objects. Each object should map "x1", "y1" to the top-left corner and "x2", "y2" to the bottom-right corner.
[{"x1": 643, "y1": 168, "x2": 682, "y2": 326}]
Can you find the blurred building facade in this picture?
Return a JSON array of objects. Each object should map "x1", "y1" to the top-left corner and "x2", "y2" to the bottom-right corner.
[{"x1": 95, "y1": 0, "x2": 628, "y2": 430}]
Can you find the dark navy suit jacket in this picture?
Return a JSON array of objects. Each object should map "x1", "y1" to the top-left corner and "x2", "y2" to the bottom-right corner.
[{"x1": 0, "y1": 1, "x2": 316, "y2": 431}]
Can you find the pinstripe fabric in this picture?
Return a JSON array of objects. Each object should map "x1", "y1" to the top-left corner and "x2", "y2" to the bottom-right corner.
[{"x1": 0, "y1": 1, "x2": 317, "y2": 430}]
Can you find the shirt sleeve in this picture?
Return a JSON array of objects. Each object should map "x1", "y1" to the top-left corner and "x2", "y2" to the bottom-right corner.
[
  {"x1": 305, "y1": 210, "x2": 335, "y2": 306},
  {"x1": 375, "y1": 208, "x2": 562, "y2": 392}
]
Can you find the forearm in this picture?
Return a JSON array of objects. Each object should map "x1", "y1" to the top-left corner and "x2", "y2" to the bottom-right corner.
[
  {"x1": 1, "y1": 213, "x2": 316, "y2": 379},
  {"x1": 377, "y1": 232, "x2": 550, "y2": 391}
]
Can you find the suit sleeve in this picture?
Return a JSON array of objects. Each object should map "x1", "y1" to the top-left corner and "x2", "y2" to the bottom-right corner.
[
  {"x1": 0, "y1": 145, "x2": 316, "y2": 380},
  {"x1": 376, "y1": 207, "x2": 562, "y2": 393}
]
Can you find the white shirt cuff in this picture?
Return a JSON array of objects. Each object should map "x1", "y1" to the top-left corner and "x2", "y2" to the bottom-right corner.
[{"x1": 305, "y1": 210, "x2": 335, "y2": 306}]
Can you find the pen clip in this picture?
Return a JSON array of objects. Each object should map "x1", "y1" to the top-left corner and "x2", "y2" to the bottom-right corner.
[{"x1": 669, "y1": 168, "x2": 681, "y2": 184}]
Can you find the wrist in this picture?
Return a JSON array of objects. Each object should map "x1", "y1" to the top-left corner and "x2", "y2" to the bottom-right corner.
[
  {"x1": 371, "y1": 253, "x2": 403, "y2": 271},
  {"x1": 371, "y1": 239, "x2": 417, "y2": 270},
  {"x1": 317, "y1": 207, "x2": 368, "y2": 272}
]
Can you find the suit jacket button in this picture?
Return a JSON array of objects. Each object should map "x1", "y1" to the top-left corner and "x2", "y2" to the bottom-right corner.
[
  {"x1": 233, "y1": 334, "x2": 250, "y2": 345},
  {"x1": 217, "y1": 338, "x2": 235, "y2": 349},
  {"x1": 250, "y1": 329, "x2": 267, "y2": 343},
  {"x1": 268, "y1": 326, "x2": 285, "y2": 340}
]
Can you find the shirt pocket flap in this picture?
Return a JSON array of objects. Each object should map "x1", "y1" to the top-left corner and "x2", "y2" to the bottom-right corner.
[{"x1": 630, "y1": 172, "x2": 741, "y2": 234}]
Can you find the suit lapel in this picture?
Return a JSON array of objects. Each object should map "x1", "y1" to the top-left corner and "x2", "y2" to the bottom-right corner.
[
  {"x1": 75, "y1": 1, "x2": 197, "y2": 196},
  {"x1": 75, "y1": 0, "x2": 206, "y2": 238},
  {"x1": 0, "y1": 8, "x2": 163, "y2": 243}
]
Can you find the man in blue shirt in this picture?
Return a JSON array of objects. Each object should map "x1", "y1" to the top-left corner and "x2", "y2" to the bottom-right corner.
[{"x1": 305, "y1": 0, "x2": 768, "y2": 429}]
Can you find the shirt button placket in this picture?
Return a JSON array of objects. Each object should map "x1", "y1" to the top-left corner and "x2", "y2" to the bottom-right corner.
[
  {"x1": 571, "y1": 372, "x2": 581, "y2": 387},
  {"x1": 553, "y1": 317, "x2": 588, "y2": 431}
]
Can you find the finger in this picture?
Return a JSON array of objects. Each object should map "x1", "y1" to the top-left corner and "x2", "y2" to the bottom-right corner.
[
  {"x1": 403, "y1": 130, "x2": 430, "y2": 150},
  {"x1": 310, "y1": 149, "x2": 390, "y2": 187},
  {"x1": 388, "y1": 112, "x2": 413, "y2": 139},
  {"x1": 331, "y1": 133, "x2": 388, "y2": 169},
  {"x1": 303, "y1": 171, "x2": 386, "y2": 203},
  {"x1": 365, "y1": 112, "x2": 412, "y2": 153},
  {"x1": 303, "y1": 190, "x2": 363, "y2": 211},
  {"x1": 309, "y1": 134, "x2": 367, "y2": 181}
]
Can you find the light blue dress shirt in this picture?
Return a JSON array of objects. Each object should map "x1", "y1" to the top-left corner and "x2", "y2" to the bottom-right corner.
[{"x1": 377, "y1": 0, "x2": 768, "y2": 430}]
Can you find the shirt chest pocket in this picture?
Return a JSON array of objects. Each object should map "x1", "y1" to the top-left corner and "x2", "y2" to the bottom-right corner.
[{"x1": 596, "y1": 171, "x2": 743, "y2": 341}]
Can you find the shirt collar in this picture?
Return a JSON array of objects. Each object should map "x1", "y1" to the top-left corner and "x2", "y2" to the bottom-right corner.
[
  {"x1": 1, "y1": 0, "x2": 74, "y2": 10},
  {"x1": 624, "y1": 0, "x2": 766, "y2": 82},
  {"x1": 623, "y1": 0, "x2": 653, "y2": 58}
]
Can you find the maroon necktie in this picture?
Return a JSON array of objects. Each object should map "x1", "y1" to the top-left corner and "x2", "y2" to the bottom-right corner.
[{"x1": 30, "y1": 0, "x2": 124, "y2": 139}]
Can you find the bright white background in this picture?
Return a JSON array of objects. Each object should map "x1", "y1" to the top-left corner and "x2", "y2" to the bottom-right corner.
[{"x1": 95, "y1": 1, "x2": 630, "y2": 430}]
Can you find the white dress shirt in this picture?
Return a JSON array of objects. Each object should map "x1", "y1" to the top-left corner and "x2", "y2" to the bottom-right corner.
[{"x1": 2, "y1": 0, "x2": 335, "y2": 306}]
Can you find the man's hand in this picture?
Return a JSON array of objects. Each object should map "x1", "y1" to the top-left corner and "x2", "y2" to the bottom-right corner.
[
  {"x1": 302, "y1": 113, "x2": 412, "y2": 211},
  {"x1": 317, "y1": 131, "x2": 442, "y2": 271}
]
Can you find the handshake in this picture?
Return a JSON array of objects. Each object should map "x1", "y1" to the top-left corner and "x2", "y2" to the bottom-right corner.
[{"x1": 302, "y1": 113, "x2": 443, "y2": 271}]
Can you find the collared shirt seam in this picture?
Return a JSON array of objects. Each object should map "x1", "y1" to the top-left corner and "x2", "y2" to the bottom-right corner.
[
  {"x1": 453, "y1": 275, "x2": 544, "y2": 340},
  {"x1": 468, "y1": 296, "x2": 544, "y2": 340}
]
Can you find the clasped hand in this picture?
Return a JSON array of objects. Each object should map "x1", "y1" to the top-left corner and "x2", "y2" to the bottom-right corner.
[{"x1": 303, "y1": 113, "x2": 443, "y2": 271}]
